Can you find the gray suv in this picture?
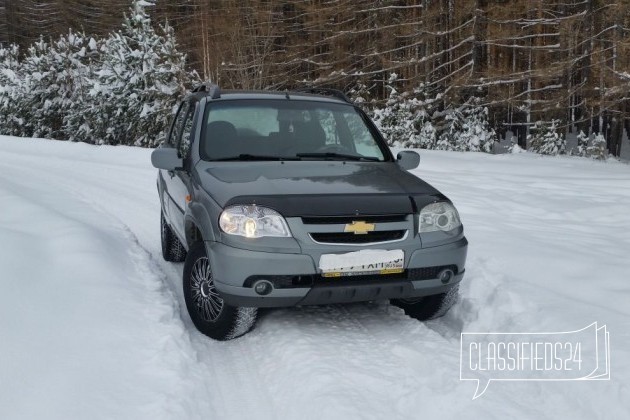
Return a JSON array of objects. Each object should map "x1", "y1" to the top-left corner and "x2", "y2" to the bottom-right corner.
[{"x1": 152, "y1": 85, "x2": 468, "y2": 340}]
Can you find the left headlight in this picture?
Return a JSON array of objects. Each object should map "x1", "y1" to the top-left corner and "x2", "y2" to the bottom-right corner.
[
  {"x1": 419, "y1": 202, "x2": 461, "y2": 233},
  {"x1": 219, "y1": 205, "x2": 292, "y2": 238}
]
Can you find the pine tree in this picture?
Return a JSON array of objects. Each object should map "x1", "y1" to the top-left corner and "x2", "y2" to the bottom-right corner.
[
  {"x1": 576, "y1": 130, "x2": 588, "y2": 157},
  {"x1": 347, "y1": 80, "x2": 371, "y2": 105},
  {"x1": 18, "y1": 37, "x2": 56, "y2": 138},
  {"x1": 2, "y1": 31, "x2": 98, "y2": 141},
  {"x1": 527, "y1": 120, "x2": 566, "y2": 156},
  {"x1": 587, "y1": 133, "x2": 607, "y2": 160},
  {"x1": 457, "y1": 99, "x2": 497, "y2": 152},
  {"x1": 55, "y1": 32, "x2": 98, "y2": 140},
  {"x1": 63, "y1": 35, "x2": 101, "y2": 142},
  {"x1": 371, "y1": 73, "x2": 417, "y2": 147},
  {"x1": 417, "y1": 117, "x2": 437, "y2": 149},
  {"x1": 0, "y1": 44, "x2": 22, "y2": 136},
  {"x1": 371, "y1": 79, "x2": 446, "y2": 150},
  {"x1": 436, "y1": 106, "x2": 462, "y2": 151},
  {"x1": 136, "y1": 20, "x2": 197, "y2": 146},
  {"x1": 86, "y1": 0, "x2": 196, "y2": 146}
]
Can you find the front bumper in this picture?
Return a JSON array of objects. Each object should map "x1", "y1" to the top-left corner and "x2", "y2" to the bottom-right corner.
[{"x1": 207, "y1": 237, "x2": 468, "y2": 307}]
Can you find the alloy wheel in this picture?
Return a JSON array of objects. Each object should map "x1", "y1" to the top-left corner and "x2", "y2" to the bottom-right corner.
[{"x1": 190, "y1": 257, "x2": 224, "y2": 322}]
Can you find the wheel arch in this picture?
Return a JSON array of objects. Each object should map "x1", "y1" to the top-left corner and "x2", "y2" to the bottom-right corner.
[
  {"x1": 185, "y1": 219, "x2": 203, "y2": 247},
  {"x1": 185, "y1": 201, "x2": 217, "y2": 246}
]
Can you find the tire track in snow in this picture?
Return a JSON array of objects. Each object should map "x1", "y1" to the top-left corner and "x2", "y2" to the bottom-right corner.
[
  {"x1": 117, "y1": 221, "x2": 282, "y2": 420},
  {"x1": 70, "y1": 197, "x2": 280, "y2": 420},
  {"x1": 0, "y1": 167, "x2": 204, "y2": 418},
  {"x1": 0, "y1": 154, "x2": 281, "y2": 419},
  {"x1": 246, "y1": 300, "x2": 462, "y2": 420}
]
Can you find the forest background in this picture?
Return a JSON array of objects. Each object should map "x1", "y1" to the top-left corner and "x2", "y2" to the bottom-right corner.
[{"x1": 1, "y1": 0, "x2": 628, "y2": 157}]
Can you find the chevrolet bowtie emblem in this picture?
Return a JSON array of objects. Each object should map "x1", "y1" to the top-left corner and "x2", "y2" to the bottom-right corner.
[{"x1": 344, "y1": 221, "x2": 375, "y2": 235}]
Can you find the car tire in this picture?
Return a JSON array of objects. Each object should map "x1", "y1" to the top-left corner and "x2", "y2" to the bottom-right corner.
[
  {"x1": 161, "y1": 211, "x2": 187, "y2": 262},
  {"x1": 183, "y1": 242, "x2": 257, "y2": 340},
  {"x1": 391, "y1": 285, "x2": 459, "y2": 321}
]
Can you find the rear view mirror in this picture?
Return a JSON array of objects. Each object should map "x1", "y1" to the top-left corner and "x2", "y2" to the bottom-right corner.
[
  {"x1": 151, "y1": 147, "x2": 182, "y2": 171},
  {"x1": 397, "y1": 151, "x2": 420, "y2": 170}
]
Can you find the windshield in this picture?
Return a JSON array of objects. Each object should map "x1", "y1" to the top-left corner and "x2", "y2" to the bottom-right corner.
[{"x1": 200, "y1": 99, "x2": 390, "y2": 162}]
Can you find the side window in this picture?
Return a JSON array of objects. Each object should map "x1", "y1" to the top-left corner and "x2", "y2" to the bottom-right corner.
[
  {"x1": 168, "y1": 102, "x2": 189, "y2": 147},
  {"x1": 178, "y1": 105, "x2": 195, "y2": 158}
]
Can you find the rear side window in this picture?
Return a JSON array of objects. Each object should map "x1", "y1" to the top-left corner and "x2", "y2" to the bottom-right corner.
[
  {"x1": 178, "y1": 105, "x2": 195, "y2": 158},
  {"x1": 167, "y1": 102, "x2": 189, "y2": 147}
]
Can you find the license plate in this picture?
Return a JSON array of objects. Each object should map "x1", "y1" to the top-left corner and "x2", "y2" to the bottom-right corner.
[{"x1": 319, "y1": 249, "x2": 404, "y2": 277}]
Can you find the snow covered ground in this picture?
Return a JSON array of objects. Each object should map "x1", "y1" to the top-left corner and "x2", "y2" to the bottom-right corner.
[{"x1": 0, "y1": 135, "x2": 628, "y2": 420}]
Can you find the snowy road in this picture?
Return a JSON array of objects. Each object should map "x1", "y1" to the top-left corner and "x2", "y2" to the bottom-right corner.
[{"x1": 1, "y1": 136, "x2": 629, "y2": 419}]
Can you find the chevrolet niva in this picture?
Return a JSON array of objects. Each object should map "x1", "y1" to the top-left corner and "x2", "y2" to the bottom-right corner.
[{"x1": 152, "y1": 85, "x2": 467, "y2": 340}]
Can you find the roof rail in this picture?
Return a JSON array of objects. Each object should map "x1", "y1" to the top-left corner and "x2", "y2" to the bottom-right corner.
[
  {"x1": 294, "y1": 87, "x2": 351, "y2": 104},
  {"x1": 192, "y1": 83, "x2": 221, "y2": 99}
]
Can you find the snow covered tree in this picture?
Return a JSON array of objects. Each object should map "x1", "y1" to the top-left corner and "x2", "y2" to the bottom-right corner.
[
  {"x1": 432, "y1": 98, "x2": 496, "y2": 153},
  {"x1": 436, "y1": 106, "x2": 462, "y2": 151},
  {"x1": 370, "y1": 77, "x2": 447, "y2": 150},
  {"x1": 347, "y1": 80, "x2": 371, "y2": 105},
  {"x1": 371, "y1": 74, "x2": 417, "y2": 147},
  {"x1": 576, "y1": 130, "x2": 589, "y2": 157},
  {"x1": 372, "y1": 99, "x2": 438, "y2": 149},
  {"x1": 18, "y1": 32, "x2": 97, "y2": 140},
  {"x1": 0, "y1": 1, "x2": 196, "y2": 145},
  {"x1": 55, "y1": 32, "x2": 100, "y2": 141},
  {"x1": 457, "y1": 100, "x2": 497, "y2": 152},
  {"x1": 85, "y1": 0, "x2": 196, "y2": 146},
  {"x1": 527, "y1": 120, "x2": 566, "y2": 156},
  {"x1": 62, "y1": 35, "x2": 101, "y2": 142},
  {"x1": 587, "y1": 133, "x2": 607, "y2": 160},
  {"x1": 417, "y1": 117, "x2": 437, "y2": 149},
  {"x1": 0, "y1": 43, "x2": 22, "y2": 136},
  {"x1": 15, "y1": 38, "x2": 56, "y2": 138}
]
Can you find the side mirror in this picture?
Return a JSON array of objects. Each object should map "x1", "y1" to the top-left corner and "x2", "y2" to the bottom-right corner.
[
  {"x1": 151, "y1": 147, "x2": 183, "y2": 171},
  {"x1": 397, "y1": 151, "x2": 420, "y2": 170}
]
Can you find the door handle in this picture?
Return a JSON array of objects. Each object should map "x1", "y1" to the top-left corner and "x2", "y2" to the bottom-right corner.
[{"x1": 168, "y1": 170, "x2": 175, "y2": 178}]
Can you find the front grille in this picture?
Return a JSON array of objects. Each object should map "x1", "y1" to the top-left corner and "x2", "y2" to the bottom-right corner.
[
  {"x1": 314, "y1": 271, "x2": 407, "y2": 286},
  {"x1": 301, "y1": 214, "x2": 408, "y2": 225},
  {"x1": 310, "y1": 230, "x2": 406, "y2": 244}
]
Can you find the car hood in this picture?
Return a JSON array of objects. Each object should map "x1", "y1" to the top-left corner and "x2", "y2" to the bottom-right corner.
[{"x1": 196, "y1": 161, "x2": 442, "y2": 216}]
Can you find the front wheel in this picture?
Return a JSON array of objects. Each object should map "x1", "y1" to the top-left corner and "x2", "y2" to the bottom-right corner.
[
  {"x1": 183, "y1": 242, "x2": 257, "y2": 340},
  {"x1": 391, "y1": 285, "x2": 459, "y2": 320}
]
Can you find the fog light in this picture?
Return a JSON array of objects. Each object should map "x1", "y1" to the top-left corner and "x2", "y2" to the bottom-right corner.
[
  {"x1": 438, "y1": 269, "x2": 454, "y2": 284},
  {"x1": 253, "y1": 280, "x2": 273, "y2": 296}
]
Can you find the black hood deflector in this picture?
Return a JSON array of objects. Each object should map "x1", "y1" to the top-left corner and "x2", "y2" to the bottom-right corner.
[{"x1": 225, "y1": 194, "x2": 444, "y2": 217}]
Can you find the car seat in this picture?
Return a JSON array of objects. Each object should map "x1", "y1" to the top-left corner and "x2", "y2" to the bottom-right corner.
[
  {"x1": 205, "y1": 121, "x2": 239, "y2": 160},
  {"x1": 292, "y1": 120, "x2": 326, "y2": 153}
]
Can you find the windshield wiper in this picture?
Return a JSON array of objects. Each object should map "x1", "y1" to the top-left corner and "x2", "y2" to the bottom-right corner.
[
  {"x1": 296, "y1": 152, "x2": 380, "y2": 162},
  {"x1": 214, "y1": 154, "x2": 301, "y2": 161}
]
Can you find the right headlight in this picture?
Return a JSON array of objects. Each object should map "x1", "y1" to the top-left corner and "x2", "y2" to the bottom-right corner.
[
  {"x1": 419, "y1": 202, "x2": 461, "y2": 233},
  {"x1": 219, "y1": 205, "x2": 292, "y2": 238}
]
